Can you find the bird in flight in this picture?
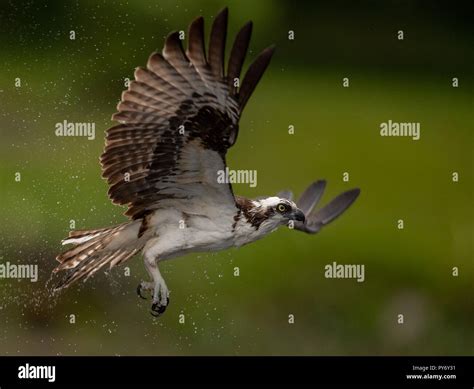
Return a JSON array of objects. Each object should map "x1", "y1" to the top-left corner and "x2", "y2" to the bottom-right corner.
[{"x1": 53, "y1": 8, "x2": 360, "y2": 316}]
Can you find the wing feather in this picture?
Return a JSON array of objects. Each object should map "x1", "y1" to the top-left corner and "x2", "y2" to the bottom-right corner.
[
  {"x1": 147, "y1": 52, "x2": 192, "y2": 92},
  {"x1": 187, "y1": 17, "x2": 207, "y2": 67},
  {"x1": 239, "y1": 46, "x2": 275, "y2": 110},
  {"x1": 209, "y1": 8, "x2": 228, "y2": 78},
  {"x1": 278, "y1": 182, "x2": 360, "y2": 234},
  {"x1": 296, "y1": 180, "x2": 326, "y2": 215},
  {"x1": 101, "y1": 8, "x2": 275, "y2": 219},
  {"x1": 227, "y1": 21, "x2": 252, "y2": 93},
  {"x1": 303, "y1": 189, "x2": 360, "y2": 233}
]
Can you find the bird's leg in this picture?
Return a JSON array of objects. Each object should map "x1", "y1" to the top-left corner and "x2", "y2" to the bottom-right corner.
[
  {"x1": 141, "y1": 254, "x2": 170, "y2": 317},
  {"x1": 136, "y1": 257, "x2": 155, "y2": 299}
]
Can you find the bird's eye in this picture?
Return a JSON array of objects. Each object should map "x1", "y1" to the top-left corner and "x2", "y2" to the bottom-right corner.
[{"x1": 277, "y1": 204, "x2": 287, "y2": 213}]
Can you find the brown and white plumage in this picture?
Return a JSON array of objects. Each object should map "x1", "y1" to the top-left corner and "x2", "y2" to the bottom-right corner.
[
  {"x1": 101, "y1": 8, "x2": 273, "y2": 220},
  {"x1": 53, "y1": 8, "x2": 360, "y2": 316}
]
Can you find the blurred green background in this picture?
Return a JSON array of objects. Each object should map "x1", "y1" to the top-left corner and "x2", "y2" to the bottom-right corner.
[{"x1": 0, "y1": 0, "x2": 472, "y2": 355}]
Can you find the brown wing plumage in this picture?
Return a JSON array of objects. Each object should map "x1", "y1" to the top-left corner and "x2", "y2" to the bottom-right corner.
[{"x1": 100, "y1": 8, "x2": 275, "y2": 219}]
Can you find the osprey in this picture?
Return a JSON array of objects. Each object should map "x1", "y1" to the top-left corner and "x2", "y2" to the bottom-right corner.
[{"x1": 54, "y1": 8, "x2": 360, "y2": 316}]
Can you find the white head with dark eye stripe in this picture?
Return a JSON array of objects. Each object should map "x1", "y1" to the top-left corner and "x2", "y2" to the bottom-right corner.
[{"x1": 256, "y1": 197, "x2": 306, "y2": 225}]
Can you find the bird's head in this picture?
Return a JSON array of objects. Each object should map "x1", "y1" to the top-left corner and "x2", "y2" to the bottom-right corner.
[{"x1": 255, "y1": 196, "x2": 305, "y2": 226}]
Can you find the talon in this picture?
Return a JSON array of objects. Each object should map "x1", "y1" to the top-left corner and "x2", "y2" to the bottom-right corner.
[
  {"x1": 136, "y1": 283, "x2": 147, "y2": 300},
  {"x1": 150, "y1": 299, "x2": 169, "y2": 317}
]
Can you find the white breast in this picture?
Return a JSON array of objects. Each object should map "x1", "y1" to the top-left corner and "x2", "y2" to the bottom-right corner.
[
  {"x1": 142, "y1": 200, "x2": 282, "y2": 261},
  {"x1": 144, "y1": 204, "x2": 236, "y2": 261},
  {"x1": 232, "y1": 216, "x2": 280, "y2": 247}
]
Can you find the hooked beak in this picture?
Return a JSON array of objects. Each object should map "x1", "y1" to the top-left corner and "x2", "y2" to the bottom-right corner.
[{"x1": 291, "y1": 209, "x2": 306, "y2": 223}]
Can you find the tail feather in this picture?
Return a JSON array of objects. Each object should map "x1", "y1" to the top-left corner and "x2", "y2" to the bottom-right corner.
[
  {"x1": 53, "y1": 220, "x2": 144, "y2": 291},
  {"x1": 61, "y1": 222, "x2": 130, "y2": 245},
  {"x1": 110, "y1": 248, "x2": 139, "y2": 268},
  {"x1": 67, "y1": 226, "x2": 113, "y2": 238},
  {"x1": 56, "y1": 237, "x2": 106, "y2": 265}
]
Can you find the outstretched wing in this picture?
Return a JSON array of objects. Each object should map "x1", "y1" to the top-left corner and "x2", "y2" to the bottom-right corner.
[
  {"x1": 280, "y1": 181, "x2": 360, "y2": 234},
  {"x1": 100, "y1": 8, "x2": 275, "y2": 219}
]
